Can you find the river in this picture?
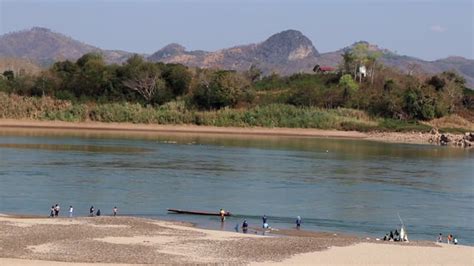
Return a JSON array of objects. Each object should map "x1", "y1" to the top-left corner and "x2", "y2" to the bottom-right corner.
[{"x1": 0, "y1": 129, "x2": 472, "y2": 244}]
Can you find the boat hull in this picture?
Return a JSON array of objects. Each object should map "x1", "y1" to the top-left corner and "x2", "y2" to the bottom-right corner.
[{"x1": 167, "y1": 209, "x2": 232, "y2": 216}]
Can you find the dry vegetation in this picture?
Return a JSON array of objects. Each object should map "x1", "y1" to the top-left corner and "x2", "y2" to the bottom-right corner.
[
  {"x1": 423, "y1": 114, "x2": 474, "y2": 132},
  {"x1": 0, "y1": 58, "x2": 42, "y2": 75}
]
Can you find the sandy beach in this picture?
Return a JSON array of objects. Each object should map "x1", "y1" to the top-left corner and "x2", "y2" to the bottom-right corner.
[
  {"x1": 0, "y1": 215, "x2": 472, "y2": 265},
  {"x1": 0, "y1": 119, "x2": 367, "y2": 138},
  {"x1": 254, "y1": 243, "x2": 473, "y2": 265},
  {"x1": 0, "y1": 118, "x2": 462, "y2": 146}
]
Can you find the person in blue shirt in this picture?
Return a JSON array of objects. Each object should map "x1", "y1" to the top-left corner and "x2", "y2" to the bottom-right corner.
[
  {"x1": 242, "y1": 220, "x2": 248, "y2": 233},
  {"x1": 296, "y1": 216, "x2": 302, "y2": 229}
]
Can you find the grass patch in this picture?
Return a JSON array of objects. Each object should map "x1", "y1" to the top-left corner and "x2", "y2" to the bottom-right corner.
[
  {"x1": 439, "y1": 127, "x2": 471, "y2": 134},
  {"x1": 423, "y1": 114, "x2": 474, "y2": 131},
  {"x1": 2, "y1": 92, "x2": 472, "y2": 133},
  {"x1": 378, "y1": 119, "x2": 432, "y2": 132}
]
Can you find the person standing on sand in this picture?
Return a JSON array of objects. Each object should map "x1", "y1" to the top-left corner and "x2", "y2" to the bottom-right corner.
[
  {"x1": 69, "y1": 206, "x2": 73, "y2": 218},
  {"x1": 296, "y1": 216, "x2": 302, "y2": 229},
  {"x1": 89, "y1": 206, "x2": 94, "y2": 217},
  {"x1": 242, "y1": 220, "x2": 248, "y2": 233},
  {"x1": 437, "y1": 233, "x2": 443, "y2": 243},
  {"x1": 113, "y1": 206, "x2": 118, "y2": 216},
  {"x1": 54, "y1": 204, "x2": 60, "y2": 217},
  {"x1": 96, "y1": 209, "x2": 101, "y2": 216},
  {"x1": 262, "y1": 215, "x2": 267, "y2": 227},
  {"x1": 447, "y1": 234, "x2": 453, "y2": 244},
  {"x1": 50, "y1": 205, "x2": 55, "y2": 218}
]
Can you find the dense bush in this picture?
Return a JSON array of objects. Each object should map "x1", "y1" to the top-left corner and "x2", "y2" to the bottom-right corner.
[{"x1": 191, "y1": 70, "x2": 253, "y2": 110}]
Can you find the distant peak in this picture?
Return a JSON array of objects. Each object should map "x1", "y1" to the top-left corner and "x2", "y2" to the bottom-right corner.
[
  {"x1": 436, "y1": 56, "x2": 471, "y2": 63},
  {"x1": 161, "y1": 43, "x2": 186, "y2": 52},
  {"x1": 279, "y1": 29, "x2": 304, "y2": 35},
  {"x1": 148, "y1": 43, "x2": 187, "y2": 61},
  {"x1": 31, "y1": 27, "x2": 52, "y2": 33},
  {"x1": 444, "y1": 56, "x2": 467, "y2": 60},
  {"x1": 258, "y1": 29, "x2": 319, "y2": 61},
  {"x1": 266, "y1": 29, "x2": 306, "y2": 40},
  {"x1": 352, "y1": 40, "x2": 370, "y2": 46},
  {"x1": 342, "y1": 41, "x2": 390, "y2": 54}
]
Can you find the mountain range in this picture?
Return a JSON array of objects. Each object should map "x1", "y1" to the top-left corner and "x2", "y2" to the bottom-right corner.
[{"x1": 0, "y1": 27, "x2": 472, "y2": 87}]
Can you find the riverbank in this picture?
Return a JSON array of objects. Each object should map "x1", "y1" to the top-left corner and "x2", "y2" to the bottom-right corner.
[
  {"x1": 0, "y1": 119, "x2": 468, "y2": 147},
  {"x1": 0, "y1": 215, "x2": 471, "y2": 265}
]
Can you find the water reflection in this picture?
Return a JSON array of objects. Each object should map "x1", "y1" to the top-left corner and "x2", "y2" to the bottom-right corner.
[
  {"x1": 0, "y1": 143, "x2": 149, "y2": 153},
  {"x1": 0, "y1": 128, "x2": 471, "y2": 159}
]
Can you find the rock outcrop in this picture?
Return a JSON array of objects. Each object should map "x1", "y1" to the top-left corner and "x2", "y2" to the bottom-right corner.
[
  {"x1": 148, "y1": 29, "x2": 319, "y2": 75},
  {"x1": 429, "y1": 128, "x2": 474, "y2": 148}
]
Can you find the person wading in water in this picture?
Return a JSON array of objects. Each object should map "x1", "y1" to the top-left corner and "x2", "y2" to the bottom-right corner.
[{"x1": 220, "y1": 209, "x2": 226, "y2": 222}]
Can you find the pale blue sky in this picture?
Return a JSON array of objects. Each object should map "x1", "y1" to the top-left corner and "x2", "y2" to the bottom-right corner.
[{"x1": 0, "y1": 0, "x2": 472, "y2": 60}]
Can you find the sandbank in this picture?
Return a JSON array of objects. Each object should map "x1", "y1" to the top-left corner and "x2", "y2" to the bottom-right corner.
[{"x1": 1, "y1": 215, "x2": 472, "y2": 265}]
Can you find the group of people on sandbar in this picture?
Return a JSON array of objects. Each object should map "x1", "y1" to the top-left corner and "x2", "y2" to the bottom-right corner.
[
  {"x1": 219, "y1": 210, "x2": 303, "y2": 234},
  {"x1": 49, "y1": 203, "x2": 118, "y2": 218},
  {"x1": 437, "y1": 233, "x2": 458, "y2": 245},
  {"x1": 49, "y1": 203, "x2": 61, "y2": 217},
  {"x1": 382, "y1": 228, "x2": 408, "y2": 242}
]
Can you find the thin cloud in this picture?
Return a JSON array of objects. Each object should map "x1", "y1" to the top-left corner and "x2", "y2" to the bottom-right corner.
[{"x1": 430, "y1": 25, "x2": 447, "y2": 33}]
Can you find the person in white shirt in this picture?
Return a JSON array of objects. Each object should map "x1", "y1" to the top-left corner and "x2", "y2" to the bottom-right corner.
[
  {"x1": 69, "y1": 206, "x2": 74, "y2": 218},
  {"x1": 54, "y1": 204, "x2": 60, "y2": 217}
]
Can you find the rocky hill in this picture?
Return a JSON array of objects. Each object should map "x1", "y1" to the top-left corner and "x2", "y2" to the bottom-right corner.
[
  {"x1": 148, "y1": 30, "x2": 319, "y2": 75},
  {"x1": 0, "y1": 27, "x2": 130, "y2": 66},
  {"x1": 383, "y1": 55, "x2": 474, "y2": 86}
]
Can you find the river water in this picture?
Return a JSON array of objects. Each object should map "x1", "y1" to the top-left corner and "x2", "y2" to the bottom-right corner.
[{"x1": 0, "y1": 130, "x2": 472, "y2": 244}]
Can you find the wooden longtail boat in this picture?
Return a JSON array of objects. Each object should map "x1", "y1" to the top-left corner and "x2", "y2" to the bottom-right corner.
[{"x1": 167, "y1": 208, "x2": 232, "y2": 216}]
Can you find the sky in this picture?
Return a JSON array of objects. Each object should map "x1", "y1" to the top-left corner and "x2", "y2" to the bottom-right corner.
[{"x1": 0, "y1": 0, "x2": 472, "y2": 61}]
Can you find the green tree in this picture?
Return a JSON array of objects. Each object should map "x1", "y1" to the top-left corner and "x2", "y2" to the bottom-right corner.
[
  {"x1": 245, "y1": 64, "x2": 263, "y2": 82},
  {"x1": 31, "y1": 71, "x2": 59, "y2": 97},
  {"x1": 161, "y1": 64, "x2": 192, "y2": 96},
  {"x1": 403, "y1": 87, "x2": 437, "y2": 120},
  {"x1": 122, "y1": 56, "x2": 165, "y2": 104},
  {"x1": 191, "y1": 70, "x2": 251, "y2": 110},
  {"x1": 2, "y1": 70, "x2": 14, "y2": 81},
  {"x1": 341, "y1": 50, "x2": 356, "y2": 76},
  {"x1": 71, "y1": 53, "x2": 111, "y2": 99},
  {"x1": 339, "y1": 74, "x2": 358, "y2": 103},
  {"x1": 342, "y1": 43, "x2": 382, "y2": 84},
  {"x1": 437, "y1": 71, "x2": 464, "y2": 114},
  {"x1": 366, "y1": 50, "x2": 382, "y2": 84}
]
